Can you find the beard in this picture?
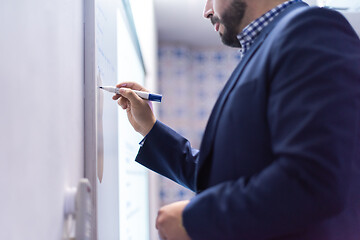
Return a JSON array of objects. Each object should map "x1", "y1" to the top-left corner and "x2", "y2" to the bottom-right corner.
[{"x1": 211, "y1": 0, "x2": 247, "y2": 48}]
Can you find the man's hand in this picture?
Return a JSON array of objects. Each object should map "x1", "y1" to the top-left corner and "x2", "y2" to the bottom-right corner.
[
  {"x1": 156, "y1": 200, "x2": 191, "y2": 240},
  {"x1": 113, "y1": 82, "x2": 156, "y2": 136}
]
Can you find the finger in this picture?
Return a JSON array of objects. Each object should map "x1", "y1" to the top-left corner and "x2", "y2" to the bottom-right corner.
[
  {"x1": 159, "y1": 232, "x2": 167, "y2": 240},
  {"x1": 118, "y1": 88, "x2": 142, "y2": 105},
  {"x1": 115, "y1": 82, "x2": 148, "y2": 92},
  {"x1": 117, "y1": 97, "x2": 128, "y2": 109},
  {"x1": 158, "y1": 230, "x2": 166, "y2": 240},
  {"x1": 112, "y1": 94, "x2": 121, "y2": 100},
  {"x1": 156, "y1": 219, "x2": 166, "y2": 240}
]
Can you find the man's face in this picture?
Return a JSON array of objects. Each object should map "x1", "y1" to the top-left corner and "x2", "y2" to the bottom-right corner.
[{"x1": 203, "y1": 0, "x2": 247, "y2": 47}]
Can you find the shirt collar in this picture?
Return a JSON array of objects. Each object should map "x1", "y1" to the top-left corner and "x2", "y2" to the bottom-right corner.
[{"x1": 237, "y1": 0, "x2": 302, "y2": 57}]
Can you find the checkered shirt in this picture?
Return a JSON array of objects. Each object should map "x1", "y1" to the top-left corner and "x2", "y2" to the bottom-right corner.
[{"x1": 237, "y1": 0, "x2": 302, "y2": 58}]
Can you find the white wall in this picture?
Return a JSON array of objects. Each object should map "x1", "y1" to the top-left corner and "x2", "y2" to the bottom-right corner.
[
  {"x1": 0, "y1": 0, "x2": 84, "y2": 239},
  {"x1": 344, "y1": 12, "x2": 360, "y2": 36}
]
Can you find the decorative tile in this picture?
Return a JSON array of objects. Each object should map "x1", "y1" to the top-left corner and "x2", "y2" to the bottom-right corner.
[{"x1": 157, "y1": 45, "x2": 241, "y2": 207}]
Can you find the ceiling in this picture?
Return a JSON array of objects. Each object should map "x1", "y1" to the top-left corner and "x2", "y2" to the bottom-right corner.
[
  {"x1": 153, "y1": 0, "x2": 319, "y2": 47},
  {"x1": 153, "y1": 0, "x2": 224, "y2": 48}
]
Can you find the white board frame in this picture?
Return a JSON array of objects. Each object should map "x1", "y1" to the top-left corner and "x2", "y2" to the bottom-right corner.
[
  {"x1": 84, "y1": 0, "x2": 147, "y2": 239},
  {"x1": 84, "y1": 0, "x2": 97, "y2": 239}
]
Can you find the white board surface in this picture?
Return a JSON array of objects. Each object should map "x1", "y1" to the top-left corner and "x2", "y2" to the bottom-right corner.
[{"x1": 85, "y1": 0, "x2": 150, "y2": 239}]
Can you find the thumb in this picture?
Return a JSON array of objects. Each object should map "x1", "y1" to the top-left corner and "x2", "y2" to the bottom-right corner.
[{"x1": 118, "y1": 88, "x2": 142, "y2": 104}]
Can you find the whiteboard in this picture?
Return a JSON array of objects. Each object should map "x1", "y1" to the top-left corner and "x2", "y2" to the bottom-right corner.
[
  {"x1": 84, "y1": 0, "x2": 149, "y2": 239},
  {"x1": 116, "y1": 7, "x2": 149, "y2": 240},
  {"x1": 95, "y1": 1, "x2": 120, "y2": 239}
]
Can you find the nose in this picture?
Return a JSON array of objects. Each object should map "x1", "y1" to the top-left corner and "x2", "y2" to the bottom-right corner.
[{"x1": 203, "y1": 0, "x2": 214, "y2": 19}]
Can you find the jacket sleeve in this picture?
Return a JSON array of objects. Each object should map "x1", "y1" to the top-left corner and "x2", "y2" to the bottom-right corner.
[
  {"x1": 135, "y1": 120, "x2": 199, "y2": 191},
  {"x1": 182, "y1": 8, "x2": 360, "y2": 240}
]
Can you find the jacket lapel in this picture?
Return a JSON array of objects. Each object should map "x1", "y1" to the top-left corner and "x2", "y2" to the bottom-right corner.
[{"x1": 195, "y1": 1, "x2": 308, "y2": 192}]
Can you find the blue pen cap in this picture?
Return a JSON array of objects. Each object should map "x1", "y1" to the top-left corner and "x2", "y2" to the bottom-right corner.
[{"x1": 148, "y1": 93, "x2": 162, "y2": 102}]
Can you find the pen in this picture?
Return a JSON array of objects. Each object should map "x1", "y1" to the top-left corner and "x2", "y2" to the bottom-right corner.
[{"x1": 99, "y1": 86, "x2": 162, "y2": 102}]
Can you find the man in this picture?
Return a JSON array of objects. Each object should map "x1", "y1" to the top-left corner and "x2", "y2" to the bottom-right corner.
[{"x1": 113, "y1": 0, "x2": 360, "y2": 239}]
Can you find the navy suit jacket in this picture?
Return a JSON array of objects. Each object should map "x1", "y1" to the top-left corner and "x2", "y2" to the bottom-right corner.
[{"x1": 136, "y1": 2, "x2": 360, "y2": 239}]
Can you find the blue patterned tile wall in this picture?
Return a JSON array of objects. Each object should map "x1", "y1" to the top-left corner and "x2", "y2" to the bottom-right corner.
[{"x1": 157, "y1": 45, "x2": 242, "y2": 207}]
